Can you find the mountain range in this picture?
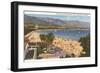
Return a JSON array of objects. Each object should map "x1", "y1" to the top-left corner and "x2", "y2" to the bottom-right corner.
[{"x1": 24, "y1": 15, "x2": 90, "y2": 29}]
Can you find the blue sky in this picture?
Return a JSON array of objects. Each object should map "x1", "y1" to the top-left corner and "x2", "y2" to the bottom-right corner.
[{"x1": 25, "y1": 13, "x2": 90, "y2": 22}]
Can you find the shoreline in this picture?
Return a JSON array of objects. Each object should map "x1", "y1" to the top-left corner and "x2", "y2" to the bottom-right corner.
[{"x1": 33, "y1": 28, "x2": 89, "y2": 30}]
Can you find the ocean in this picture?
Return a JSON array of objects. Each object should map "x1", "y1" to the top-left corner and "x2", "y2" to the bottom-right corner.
[{"x1": 36, "y1": 29, "x2": 90, "y2": 40}]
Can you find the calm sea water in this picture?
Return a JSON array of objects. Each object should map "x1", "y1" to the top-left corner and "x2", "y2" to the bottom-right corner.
[{"x1": 36, "y1": 29, "x2": 90, "y2": 40}]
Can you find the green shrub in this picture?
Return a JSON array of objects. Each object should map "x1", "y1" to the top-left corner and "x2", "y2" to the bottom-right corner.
[
  {"x1": 39, "y1": 32, "x2": 55, "y2": 54},
  {"x1": 79, "y1": 34, "x2": 90, "y2": 57},
  {"x1": 47, "y1": 32, "x2": 55, "y2": 44},
  {"x1": 40, "y1": 32, "x2": 55, "y2": 44}
]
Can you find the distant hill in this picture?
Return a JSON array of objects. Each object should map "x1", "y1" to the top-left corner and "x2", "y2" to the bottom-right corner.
[
  {"x1": 24, "y1": 15, "x2": 49, "y2": 25},
  {"x1": 64, "y1": 21, "x2": 90, "y2": 28},
  {"x1": 24, "y1": 15, "x2": 90, "y2": 29}
]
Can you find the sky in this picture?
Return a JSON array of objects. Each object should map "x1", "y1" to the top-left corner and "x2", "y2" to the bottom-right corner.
[{"x1": 24, "y1": 12, "x2": 90, "y2": 22}]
